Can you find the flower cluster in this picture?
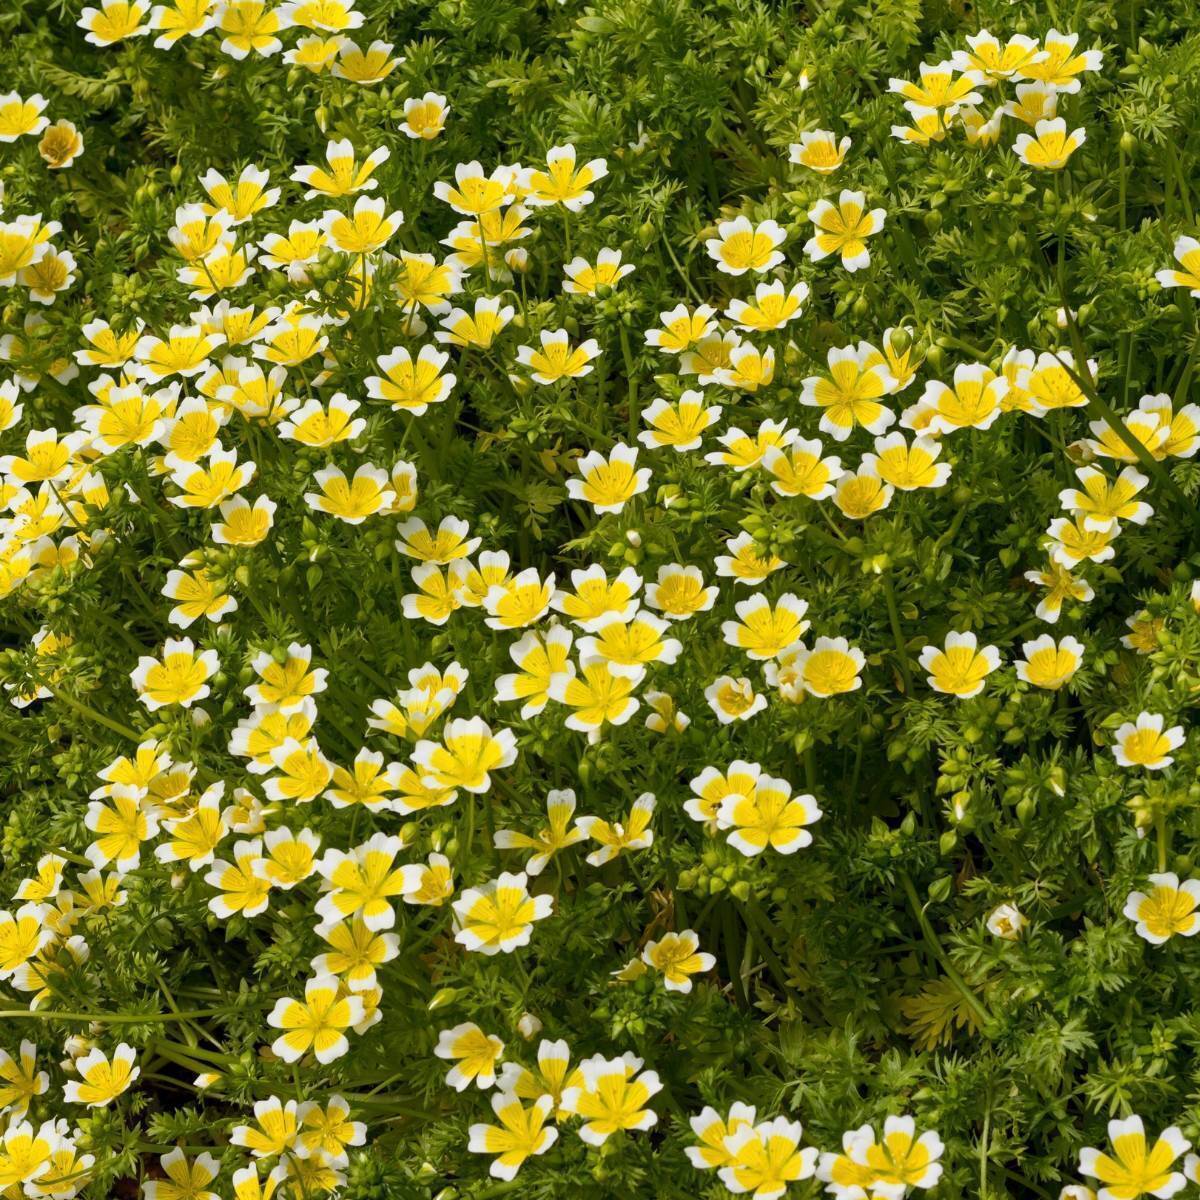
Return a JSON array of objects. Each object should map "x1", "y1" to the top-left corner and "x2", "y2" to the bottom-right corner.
[{"x1": 1, "y1": 0, "x2": 1199, "y2": 1197}]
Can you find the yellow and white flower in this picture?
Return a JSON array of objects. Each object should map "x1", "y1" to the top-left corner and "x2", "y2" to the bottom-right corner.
[
  {"x1": 789, "y1": 129, "x2": 851, "y2": 173},
  {"x1": 130, "y1": 637, "x2": 219, "y2": 710},
  {"x1": 1157, "y1": 235, "x2": 1200, "y2": 296},
  {"x1": 1059, "y1": 467, "x2": 1153, "y2": 531},
  {"x1": 78, "y1": 0, "x2": 150, "y2": 45},
  {"x1": 1014, "y1": 634, "x2": 1084, "y2": 690},
  {"x1": 725, "y1": 281, "x2": 809, "y2": 332},
  {"x1": 801, "y1": 343, "x2": 897, "y2": 441},
  {"x1": 1020, "y1": 29, "x2": 1103, "y2": 93},
  {"x1": 644, "y1": 303, "x2": 717, "y2": 354},
  {"x1": 267, "y1": 973, "x2": 363, "y2": 1064},
  {"x1": 918, "y1": 631, "x2": 1001, "y2": 698},
  {"x1": 452, "y1": 871, "x2": 553, "y2": 955},
  {"x1": 1124, "y1": 875, "x2": 1200, "y2": 946},
  {"x1": 493, "y1": 788, "x2": 585, "y2": 875},
  {"x1": 563, "y1": 248, "x2": 634, "y2": 295},
  {"x1": 1112, "y1": 712, "x2": 1185, "y2": 771},
  {"x1": 706, "y1": 216, "x2": 786, "y2": 275},
  {"x1": 638, "y1": 391, "x2": 721, "y2": 451},
  {"x1": 686, "y1": 1102, "x2": 758, "y2": 1171},
  {"x1": 644, "y1": 563, "x2": 717, "y2": 620},
  {"x1": 566, "y1": 443, "x2": 651, "y2": 514},
  {"x1": 1013, "y1": 118, "x2": 1086, "y2": 170},
  {"x1": 494, "y1": 626, "x2": 574, "y2": 717},
  {"x1": 1078, "y1": 1115, "x2": 1188, "y2": 1200},
  {"x1": 313, "y1": 833, "x2": 409, "y2": 930},
  {"x1": 468, "y1": 1092, "x2": 557, "y2": 1180},
  {"x1": 413, "y1": 717, "x2": 517, "y2": 794},
  {"x1": 717, "y1": 775, "x2": 821, "y2": 856},
  {"x1": 62, "y1": 1044, "x2": 139, "y2": 1107},
  {"x1": 641, "y1": 929, "x2": 714, "y2": 992},
  {"x1": 762, "y1": 438, "x2": 842, "y2": 499},
  {"x1": 804, "y1": 190, "x2": 886, "y2": 271},
  {"x1": 435, "y1": 1022, "x2": 505, "y2": 1091},
  {"x1": 516, "y1": 329, "x2": 601, "y2": 384},
  {"x1": 524, "y1": 144, "x2": 608, "y2": 210},
  {"x1": 863, "y1": 432, "x2": 951, "y2": 490},
  {"x1": 720, "y1": 1117, "x2": 818, "y2": 1200},
  {"x1": 562, "y1": 1053, "x2": 661, "y2": 1145},
  {"x1": 577, "y1": 793, "x2": 656, "y2": 865},
  {"x1": 721, "y1": 593, "x2": 810, "y2": 660}
]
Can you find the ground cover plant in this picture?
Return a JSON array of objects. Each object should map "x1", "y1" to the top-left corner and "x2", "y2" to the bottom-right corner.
[{"x1": 2, "y1": 0, "x2": 1200, "y2": 1197}]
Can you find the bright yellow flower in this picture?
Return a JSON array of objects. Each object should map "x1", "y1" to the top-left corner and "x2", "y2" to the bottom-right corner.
[
  {"x1": 267, "y1": 974, "x2": 363, "y2": 1063},
  {"x1": 1079, "y1": 1116, "x2": 1187, "y2": 1199}
]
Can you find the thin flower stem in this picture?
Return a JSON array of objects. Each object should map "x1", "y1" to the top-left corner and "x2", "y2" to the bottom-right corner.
[
  {"x1": 898, "y1": 870, "x2": 996, "y2": 1033},
  {"x1": 0, "y1": 1007, "x2": 246, "y2": 1023},
  {"x1": 881, "y1": 572, "x2": 915, "y2": 694}
]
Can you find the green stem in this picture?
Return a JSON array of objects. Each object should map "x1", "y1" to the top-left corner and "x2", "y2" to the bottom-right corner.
[
  {"x1": 898, "y1": 870, "x2": 995, "y2": 1033},
  {"x1": 881, "y1": 572, "x2": 914, "y2": 694}
]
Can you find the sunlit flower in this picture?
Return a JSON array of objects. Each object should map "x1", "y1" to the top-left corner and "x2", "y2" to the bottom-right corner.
[
  {"x1": 62, "y1": 1044, "x2": 139, "y2": 1107},
  {"x1": 805, "y1": 190, "x2": 886, "y2": 271},
  {"x1": 722, "y1": 593, "x2": 810, "y2": 660},
  {"x1": 525, "y1": 144, "x2": 608, "y2": 210},
  {"x1": 332, "y1": 38, "x2": 400, "y2": 84},
  {"x1": 567, "y1": 442, "x2": 651, "y2": 513},
  {"x1": 801, "y1": 343, "x2": 896, "y2": 440},
  {"x1": 1112, "y1": 712, "x2": 1185, "y2": 771},
  {"x1": 452, "y1": 871, "x2": 552, "y2": 954},
  {"x1": 551, "y1": 565, "x2": 642, "y2": 630},
  {"x1": 516, "y1": 329, "x2": 601, "y2": 384},
  {"x1": 1025, "y1": 560, "x2": 1094, "y2": 624},
  {"x1": 400, "y1": 91, "x2": 449, "y2": 139},
  {"x1": 762, "y1": 438, "x2": 842, "y2": 499},
  {"x1": 705, "y1": 675, "x2": 767, "y2": 724},
  {"x1": 435, "y1": 1022, "x2": 505, "y2": 1090},
  {"x1": 562, "y1": 1054, "x2": 661, "y2": 1145},
  {"x1": 1021, "y1": 29, "x2": 1103, "y2": 93},
  {"x1": 494, "y1": 788, "x2": 586, "y2": 874},
  {"x1": 577, "y1": 793, "x2": 656, "y2": 865},
  {"x1": 1046, "y1": 517, "x2": 1118, "y2": 570},
  {"x1": 321, "y1": 196, "x2": 403, "y2": 254},
  {"x1": 641, "y1": 929, "x2": 714, "y2": 992},
  {"x1": 1123, "y1": 874, "x2": 1200, "y2": 947},
  {"x1": 1014, "y1": 118, "x2": 1086, "y2": 170},
  {"x1": 0, "y1": 96, "x2": 50, "y2": 152},
  {"x1": 644, "y1": 303, "x2": 718, "y2": 354},
  {"x1": 919, "y1": 631, "x2": 1001, "y2": 698},
  {"x1": 1014, "y1": 634, "x2": 1084, "y2": 690},
  {"x1": 468, "y1": 1092, "x2": 558, "y2": 1180},
  {"x1": 951, "y1": 30, "x2": 1047, "y2": 84},
  {"x1": 721, "y1": 1117, "x2": 819, "y2": 1200},
  {"x1": 1157, "y1": 235, "x2": 1200, "y2": 296},
  {"x1": 789, "y1": 129, "x2": 850, "y2": 173},
  {"x1": 563, "y1": 248, "x2": 634, "y2": 295},
  {"x1": 78, "y1": 0, "x2": 150, "y2": 45},
  {"x1": 267, "y1": 973, "x2": 363, "y2": 1064},
  {"x1": 638, "y1": 391, "x2": 721, "y2": 451},
  {"x1": 889, "y1": 60, "x2": 983, "y2": 110},
  {"x1": 436, "y1": 296, "x2": 515, "y2": 349},
  {"x1": 863, "y1": 432, "x2": 951, "y2": 490},
  {"x1": 130, "y1": 637, "x2": 218, "y2": 709},
  {"x1": 848, "y1": 1116, "x2": 945, "y2": 1193},
  {"x1": 216, "y1": 0, "x2": 292, "y2": 58},
  {"x1": 687, "y1": 1102, "x2": 758, "y2": 1171},
  {"x1": 725, "y1": 281, "x2": 809, "y2": 332},
  {"x1": 706, "y1": 216, "x2": 786, "y2": 275},
  {"x1": 1078, "y1": 1115, "x2": 1187, "y2": 1200},
  {"x1": 494, "y1": 626, "x2": 574, "y2": 717}
]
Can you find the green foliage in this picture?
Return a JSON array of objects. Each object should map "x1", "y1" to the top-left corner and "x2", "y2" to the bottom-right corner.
[{"x1": 2, "y1": 0, "x2": 1200, "y2": 1198}]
